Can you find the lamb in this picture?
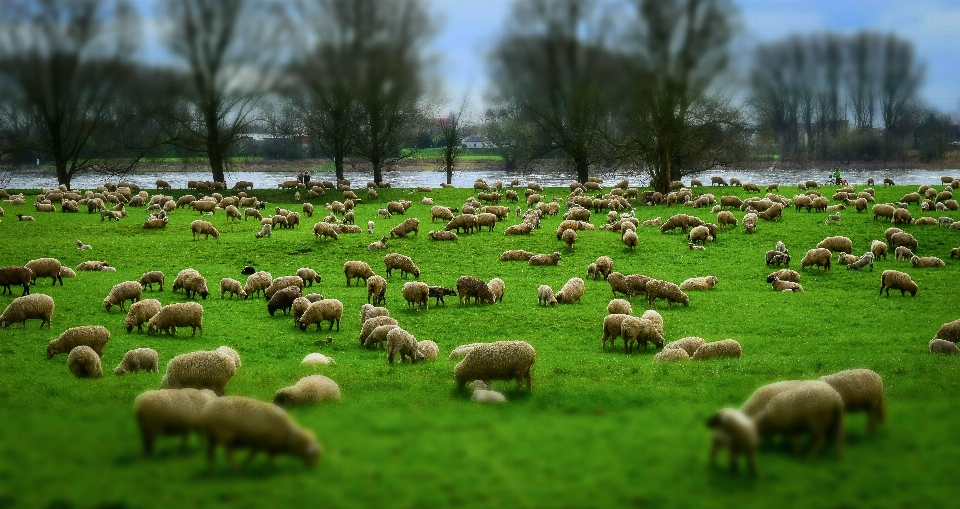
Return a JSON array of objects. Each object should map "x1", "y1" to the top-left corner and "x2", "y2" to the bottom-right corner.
[
  {"x1": 470, "y1": 380, "x2": 507, "y2": 404},
  {"x1": 190, "y1": 220, "x2": 220, "y2": 240},
  {"x1": 453, "y1": 340, "x2": 536, "y2": 391},
  {"x1": 554, "y1": 277, "x2": 585, "y2": 304},
  {"x1": 24, "y1": 257, "x2": 63, "y2": 286},
  {"x1": 537, "y1": 285, "x2": 557, "y2": 307},
  {"x1": 267, "y1": 286, "x2": 302, "y2": 316},
  {"x1": 402, "y1": 281, "x2": 430, "y2": 311},
  {"x1": 103, "y1": 281, "x2": 142, "y2": 312},
  {"x1": 691, "y1": 339, "x2": 742, "y2": 360},
  {"x1": 621, "y1": 316, "x2": 665, "y2": 353},
  {"x1": 161, "y1": 349, "x2": 237, "y2": 395},
  {"x1": 384, "y1": 253, "x2": 421, "y2": 279},
  {"x1": 800, "y1": 248, "x2": 832, "y2": 271},
  {"x1": 487, "y1": 278, "x2": 505, "y2": 303},
  {"x1": 880, "y1": 269, "x2": 917, "y2": 296},
  {"x1": 343, "y1": 260, "x2": 375, "y2": 286},
  {"x1": 0, "y1": 293, "x2": 55, "y2": 329},
  {"x1": 824, "y1": 212, "x2": 841, "y2": 225},
  {"x1": 501, "y1": 249, "x2": 535, "y2": 261},
  {"x1": 607, "y1": 298, "x2": 632, "y2": 315},
  {"x1": 273, "y1": 375, "x2": 341, "y2": 406},
  {"x1": 932, "y1": 318, "x2": 960, "y2": 343},
  {"x1": 368, "y1": 236, "x2": 389, "y2": 250},
  {"x1": 255, "y1": 223, "x2": 272, "y2": 238},
  {"x1": 296, "y1": 268, "x2": 322, "y2": 287},
  {"x1": 363, "y1": 324, "x2": 399, "y2": 349},
  {"x1": 147, "y1": 302, "x2": 204, "y2": 336},
  {"x1": 427, "y1": 285, "x2": 457, "y2": 306},
  {"x1": 679, "y1": 276, "x2": 718, "y2": 291},
  {"x1": 219, "y1": 278, "x2": 247, "y2": 299},
  {"x1": 134, "y1": 388, "x2": 218, "y2": 454},
  {"x1": 645, "y1": 279, "x2": 689, "y2": 308},
  {"x1": 528, "y1": 252, "x2": 562, "y2": 266},
  {"x1": 0, "y1": 265, "x2": 32, "y2": 296},
  {"x1": 816, "y1": 236, "x2": 852, "y2": 254},
  {"x1": 139, "y1": 271, "x2": 165, "y2": 291},
  {"x1": 456, "y1": 275, "x2": 495, "y2": 305},
  {"x1": 66, "y1": 345, "x2": 103, "y2": 378},
  {"x1": 706, "y1": 408, "x2": 757, "y2": 476},
  {"x1": 870, "y1": 240, "x2": 888, "y2": 261},
  {"x1": 819, "y1": 369, "x2": 885, "y2": 434},
  {"x1": 663, "y1": 337, "x2": 706, "y2": 357},
  {"x1": 124, "y1": 299, "x2": 162, "y2": 333},
  {"x1": 929, "y1": 339, "x2": 960, "y2": 354},
  {"x1": 263, "y1": 275, "x2": 304, "y2": 300},
  {"x1": 301, "y1": 353, "x2": 336, "y2": 365},
  {"x1": 113, "y1": 348, "x2": 160, "y2": 375},
  {"x1": 767, "y1": 276, "x2": 803, "y2": 292},
  {"x1": 366, "y1": 275, "x2": 387, "y2": 306},
  {"x1": 243, "y1": 271, "x2": 272, "y2": 298},
  {"x1": 199, "y1": 396, "x2": 321, "y2": 468},
  {"x1": 846, "y1": 252, "x2": 874, "y2": 271},
  {"x1": 298, "y1": 299, "x2": 344, "y2": 331},
  {"x1": 752, "y1": 381, "x2": 845, "y2": 457},
  {"x1": 358, "y1": 316, "x2": 399, "y2": 346},
  {"x1": 76, "y1": 239, "x2": 92, "y2": 250},
  {"x1": 910, "y1": 255, "x2": 945, "y2": 268},
  {"x1": 367, "y1": 220, "x2": 375, "y2": 233},
  {"x1": 894, "y1": 246, "x2": 915, "y2": 261},
  {"x1": 587, "y1": 256, "x2": 614, "y2": 280}
]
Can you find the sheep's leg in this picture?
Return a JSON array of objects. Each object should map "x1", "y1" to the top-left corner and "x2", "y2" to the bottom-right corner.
[
  {"x1": 807, "y1": 430, "x2": 825, "y2": 458},
  {"x1": 728, "y1": 450, "x2": 739, "y2": 474}
]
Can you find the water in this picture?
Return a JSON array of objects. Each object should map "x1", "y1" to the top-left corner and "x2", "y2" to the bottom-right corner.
[{"x1": 1, "y1": 165, "x2": 957, "y2": 190}]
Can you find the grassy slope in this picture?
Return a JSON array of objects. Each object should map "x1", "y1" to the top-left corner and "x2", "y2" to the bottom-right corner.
[{"x1": 0, "y1": 182, "x2": 958, "y2": 509}]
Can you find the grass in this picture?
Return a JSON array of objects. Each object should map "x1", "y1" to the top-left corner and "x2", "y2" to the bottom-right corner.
[{"x1": 0, "y1": 182, "x2": 958, "y2": 509}]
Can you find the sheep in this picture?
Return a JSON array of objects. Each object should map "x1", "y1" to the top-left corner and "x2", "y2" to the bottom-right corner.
[
  {"x1": 344, "y1": 260, "x2": 375, "y2": 286},
  {"x1": 453, "y1": 340, "x2": 536, "y2": 391},
  {"x1": 819, "y1": 369, "x2": 885, "y2": 434},
  {"x1": 59, "y1": 266, "x2": 77, "y2": 279},
  {"x1": 103, "y1": 281, "x2": 142, "y2": 312},
  {"x1": 390, "y1": 217, "x2": 420, "y2": 238},
  {"x1": 929, "y1": 339, "x2": 960, "y2": 355},
  {"x1": 529, "y1": 252, "x2": 562, "y2": 266},
  {"x1": 555, "y1": 277, "x2": 585, "y2": 304},
  {"x1": 402, "y1": 281, "x2": 430, "y2": 311},
  {"x1": 76, "y1": 239, "x2": 92, "y2": 250},
  {"x1": 273, "y1": 375, "x2": 341, "y2": 406},
  {"x1": 880, "y1": 269, "x2": 917, "y2": 297},
  {"x1": 367, "y1": 220, "x2": 375, "y2": 233},
  {"x1": 200, "y1": 396, "x2": 320, "y2": 468},
  {"x1": 911, "y1": 255, "x2": 945, "y2": 268},
  {"x1": 161, "y1": 349, "x2": 237, "y2": 395},
  {"x1": 456, "y1": 276, "x2": 495, "y2": 305},
  {"x1": 447, "y1": 343, "x2": 486, "y2": 361},
  {"x1": 653, "y1": 348, "x2": 689, "y2": 362},
  {"x1": 816, "y1": 236, "x2": 852, "y2": 254},
  {"x1": 846, "y1": 252, "x2": 874, "y2": 271},
  {"x1": 124, "y1": 299, "x2": 162, "y2": 333},
  {"x1": 431, "y1": 205, "x2": 454, "y2": 222},
  {"x1": 358, "y1": 316, "x2": 399, "y2": 346},
  {"x1": 800, "y1": 248, "x2": 832, "y2": 271},
  {"x1": 753, "y1": 381, "x2": 845, "y2": 457},
  {"x1": 264, "y1": 276, "x2": 304, "y2": 300},
  {"x1": 44, "y1": 325, "x2": 111, "y2": 360},
  {"x1": 487, "y1": 278, "x2": 505, "y2": 303},
  {"x1": 302, "y1": 353, "x2": 336, "y2": 365},
  {"x1": 470, "y1": 380, "x2": 507, "y2": 404},
  {"x1": 894, "y1": 246, "x2": 916, "y2": 261},
  {"x1": 742, "y1": 212, "x2": 758, "y2": 233},
  {"x1": 298, "y1": 299, "x2": 344, "y2": 331},
  {"x1": 428, "y1": 230, "x2": 458, "y2": 241},
  {"x1": 560, "y1": 228, "x2": 578, "y2": 250},
  {"x1": 363, "y1": 324, "x2": 399, "y2": 349},
  {"x1": 147, "y1": 302, "x2": 204, "y2": 336},
  {"x1": 586, "y1": 256, "x2": 614, "y2": 281},
  {"x1": 679, "y1": 276, "x2": 718, "y2": 291},
  {"x1": 267, "y1": 286, "x2": 302, "y2": 316},
  {"x1": 537, "y1": 285, "x2": 557, "y2": 307},
  {"x1": 366, "y1": 275, "x2": 388, "y2": 306},
  {"x1": 171, "y1": 268, "x2": 209, "y2": 300},
  {"x1": 113, "y1": 348, "x2": 160, "y2": 375},
  {"x1": 601, "y1": 314, "x2": 630, "y2": 350},
  {"x1": 767, "y1": 276, "x2": 803, "y2": 292},
  {"x1": 66, "y1": 345, "x2": 103, "y2": 378},
  {"x1": 0, "y1": 293, "x2": 55, "y2": 329},
  {"x1": 501, "y1": 250, "x2": 535, "y2": 262},
  {"x1": 296, "y1": 268, "x2": 322, "y2": 287},
  {"x1": 933, "y1": 319, "x2": 960, "y2": 343},
  {"x1": 386, "y1": 327, "x2": 424, "y2": 364},
  {"x1": 368, "y1": 236, "x2": 389, "y2": 250},
  {"x1": 134, "y1": 388, "x2": 218, "y2": 454},
  {"x1": 691, "y1": 339, "x2": 742, "y2": 360},
  {"x1": 870, "y1": 240, "x2": 888, "y2": 261},
  {"x1": 607, "y1": 298, "x2": 632, "y2": 315},
  {"x1": 739, "y1": 380, "x2": 822, "y2": 417},
  {"x1": 606, "y1": 272, "x2": 648, "y2": 300},
  {"x1": 417, "y1": 340, "x2": 440, "y2": 361},
  {"x1": 621, "y1": 316, "x2": 665, "y2": 353},
  {"x1": 645, "y1": 279, "x2": 689, "y2": 308},
  {"x1": 445, "y1": 214, "x2": 478, "y2": 234},
  {"x1": 24, "y1": 258, "x2": 63, "y2": 286},
  {"x1": 255, "y1": 223, "x2": 272, "y2": 238},
  {"x1": 75, "y1": 260, "x2": 110, "y2": 272},
  {"x1": 662, "y1": 337, "x2": 705, "y2": 357},
  {"x1": 384, "y1": 253, "x2": 421, "y2": 279},
  {"x1": 219, "y1": 278, "x2": 247, "y2": 300},
  {"x1": 706, "y1": 408, "x2": 757, "y2": 476},
  {"x1": 190, "y1": 220, "x2": 220, "y2": 240},
  {"x1": 312, "y1": 221, "x2": 339, "y2": 240},
  {"x1": 243, "y1": 271, "x2": 273, "y2": 298},
  {"x1": 622, "y1": 229, "x2": 639, "y2": 251},
  {"x1": 0, "y1": 265, "x2": 32, "y2": 296},
  {"x1": 427, "y1": 285, "x2": 457, "y2": 306},
  {"x1": 764, "y1": 250, "x2": 791, "y2": 267},
  {"x1": 139, "y1": 271, "x2": 165, "y2": 291}
]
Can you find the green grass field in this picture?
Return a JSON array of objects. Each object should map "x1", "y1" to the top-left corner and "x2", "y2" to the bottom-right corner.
[{"x1": 0, "y1": 181, "x2": 958, "y2": 509}]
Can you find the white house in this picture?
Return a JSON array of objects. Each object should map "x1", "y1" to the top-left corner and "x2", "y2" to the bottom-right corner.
[{"x1": 461, "y1": 136, "x2": 490, "y2": 149}]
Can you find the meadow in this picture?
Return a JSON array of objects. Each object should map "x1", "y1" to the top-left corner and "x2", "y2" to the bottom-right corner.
[{"x1": 0, "y1": 179, "x2": 958, "y2": 509}]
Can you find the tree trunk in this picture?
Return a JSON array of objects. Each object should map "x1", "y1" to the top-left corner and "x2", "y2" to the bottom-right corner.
[
  {"x1": 372, "y1": 158, "x2": 382, "y2": 184},
  {"x1": 445, "y1": 165, "x2": 452, "y2": 185},
  {"x1": 334, "y1": 155, "x2": 345, "y2": 181},
  {"x1": 55, "y1": 160, "x2": 71, "y2": 189},
  {"x1": 575, "y1": 158, "x2": 589, "y2": 184},
  {"x1": 209, "y1": 148, "x2": 226, "y2": 184}
]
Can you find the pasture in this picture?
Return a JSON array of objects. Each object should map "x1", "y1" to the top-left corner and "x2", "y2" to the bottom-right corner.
[{"x1": 0, "y1": 180, "x2": 957, "y2": 509}]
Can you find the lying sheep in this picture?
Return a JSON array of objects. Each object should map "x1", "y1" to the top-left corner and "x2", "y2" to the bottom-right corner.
[
  {"x1": 679, "y1": 276, "x2": 718, "y2": 291},
  {"x1": 301, "y1": 353, "x2": 336, "y2": 365},
  {"x1": 767, "y1": 269, "x2": 800, "y2": 283},
  {"x1": 470, "y1": 380, "x2": 507, "y2": 404},
  {"x1": 103, "y1": 281, "x2": 142, "y2": 312},
  {"x1": 800, "y1": 248, "x2": 832, "y2": 271},
  {"x1": 114, "y1": 348, "x2": 159, "y2": 375},
  {"x1": 344, "y1": 260, "x2": 375, "y2": 286},
  {"x1": 500, "y1": 249, "x2": 535, "y2": 261},
  {"x1": 161, "y1": 349, "x2": 237, "y2": 396},
  {"x1": 929, "y1": 338, "x2": 960, "y2": 355},
  {"x1": 932, "y1": 319, "x2": 960, "y2": 343},
  {"x1": 753, "y1": 381, "x2": 845, "y2": 457},
  {"x1": 663, "y1": 337, "x2": 706, "y2": 357},
  {"x1": 537, "y1": 285, "x2": 557, "y2": 307},
  {"x1": 384, "y1": 253, "x2": 420, "y2": 279},
  {"x1": 67, "y1": 345, "x2": 103, "y2": 378},
  {"x1": 402, "y1": 281, "x2": 429, "y2": 311},
  {"x1": 767, "y1": 276, "x2": 803, "y2": 292},
  {"x1": 200, "y1": 396, "x2": 320, "y2": 468},
  {"x1": 528, "y1": 252, "x2": 562, "y2": 266},
  {"x1": 911, "y1": 255, "x2": 945, "y2": 268},
  {"x1": 368, "y1": 236, "x2": 389, "y2": 250},
  {"x1": 653, "y1": 348, "x2": 689, "y2": 362},
  {"x1": 453, "y1": 340, "x2": 536, "y2": 391},
  {"x1": 139, "y1": 271, "x2": 164, "y2": 291},
  {"x1": 456, "y1": 276, "x2": 495, "y2": 305},
  {"x1": 819, "y1": 369, "x2": 885, "y2": 434},
  {"x1": 274, "y1": 375, "x2": 341, "y2": 406},
  {"x1": 298, "y1": 299, "x2": 343, "y2": 331},
  {"x1": 646, "y1": 279, "x2": 689, "y2": 308},
  {"x1": 147, "y1": 302, "x2": 204, "y2": 336},
  {"x1": 691, "y1": 339, "x2": 742, "y2": 360},
  {"x1": 124, "y1": 299, "x2": 162, "y2": 333},
  {"x1": 880, "y1": 269, "x2": 917, "y2": 296},
  {"x1": 707, "y1": 408, "x2": 757, "y2": 476},
  {"x1": 555, "y1": 277, "x2": 584, "y2": 304},
  {"x1": 134, "y1": 388, "x2": 218, "y2": 454}
]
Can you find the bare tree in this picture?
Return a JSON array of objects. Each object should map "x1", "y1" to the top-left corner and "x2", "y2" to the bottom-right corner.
[
  {"x1": 0, "y1": 0, "x2": 151, "y2": 188},
  {"x1": 435, "y1": 97, "x2": 470, "y2": 185}
]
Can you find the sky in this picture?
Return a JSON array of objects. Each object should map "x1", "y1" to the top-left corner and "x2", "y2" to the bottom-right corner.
[{"x1": 430, "y1": 0, "x2": 960, "y2": 116}]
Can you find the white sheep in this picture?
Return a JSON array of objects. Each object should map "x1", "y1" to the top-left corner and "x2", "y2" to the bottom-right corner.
[
  {"x1": 679, "y1": 275, "x2": 718, "y2": 291},
  {"x1": 46, "y1": 325, "x2": 109, "y2": 359},
  {"x1": 113, "y1": 348, "x2": 159, "y2": 375},
  {"x1": 274, "y1": 375, "x2": 341, "y2": 406},
  {"x1": 219, "y1": 278, "x2": 247, "y2": 299},
  {"x1": 124, "y1": 299, "x2": 162, "y2": 333},
  {"x1": 103, "y1": 281, "x2": 142, "y2": 312},
  {"x1": 0, "y1": 293, "x2": 55, "y2": 329},
  {"x1": 555, "y1": 277, "x2": 584, "y2": 304},
  {"x1": 147, "y1": 302, "x2": 204, "y2": 336},
  {"x1": 301, "y1": 353, "x2": 336, "y2": 365},
  {"x1": 929, "y1": 338, "x2": 960, "y2": 355},
  {"x1": 707, "y1": 408, "x2": 757, "y2": 476},
  {"x1": 387, "y1": 327, "x2": 424, "y2": 364},
  {"x1": 358, "y1": 316, "x2": 399, "y2": 346},
  {"x1": 819, "y1": 369, "x2": 885, "y2": 434},
  {"x1": 470, "y1": 380, "x2": 507, "y2": 404},
  {"x1": 753, "y1": 381, "x2": 845, "y2": 457},
  {"x1": 67, "y1": 345, "x2": 103, "y2": 378},
  {"x1": 453, "y1": 341, "x2": 536, "y2": 391},
  {"x1": 134, "y1": 388, "x2": 218, "y2": 454},
  {"x1": 298, "y1": 299, "x2": 343, "y2": 331},
  {"x1": 161, "y1": 349, "x2": 237, "y2": 396},
  {"x1": 663, "y1": 337, "x2": 705, "y2": 357},
  {"x1": 691, "y1": 339, "x2": 742, "y2": 360}
]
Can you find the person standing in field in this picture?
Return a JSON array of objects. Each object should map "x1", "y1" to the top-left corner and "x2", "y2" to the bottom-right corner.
[{"x1": 833, "y1": 168, "x2": 841, "y2": 185}]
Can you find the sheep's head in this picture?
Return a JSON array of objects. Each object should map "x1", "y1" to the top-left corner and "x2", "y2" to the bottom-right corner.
[
  {"x1": 103, "y1": 298, "x2": 113, "y2": 312},
  {"x1": 45, "y1": 343, "x2": 56, "y2": 359}
]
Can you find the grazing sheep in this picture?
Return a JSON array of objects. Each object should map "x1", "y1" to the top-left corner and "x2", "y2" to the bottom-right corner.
[
  {"x1": 124, "y1": 299, "x2": 162, "y2": 333},
  {"x1": 663, "y1": 337, "x2": 706, "y2": 357},
  {"x1": 621, "y1": 316, "x2": 665, "y2": 353},
  {"x1": 114, "y1": 348, "x2": 160, "y2": 375},
  {"x1": 431, "y1": 205, "x2": 454, "y2": 222},
  {"x1": 717, "y1": 210, "x2": 738, "y2": 229},
  {"x1": 390, "y1": 217, "x2": 420, "y2": 238},
  {"x1": 364, "y1": 275, "x2": 387, "y2": 306},
  {"x1": 932, "y1": 319, "x2": 960, "y2": 343},
  {"x1": 528, "y1": 252, "x2": 563, "y2": 266},
  {"x1": 456, "y1": 276, "x2": 495, "y2": 305},
  {"x1": 870, "y1": 240, "x2": 888, "y2": 261},
  {"x1": 139, "y1": 271, "x2": 165, "y2": 291},
  {"x1": 296, "y1": 268, "x2": 322, "y2": 287},
  {"x1": 344, "y1": 261, "x2": 375, "y2": 286},
  {"x1": 607, "y1": 298, "x2": 632, "y2": 315},
  {"x1": 190, "y1": 220, "x2": 220, "y2": 240},
  {"x1": 555, "y1": 277, "x2": 585, "y2": 304},
  {"x1": 263, "y1": 276, "x2": 304, "y2": 300},
  {"x1": 537, "y1": 285, "x2": 557, "y2": 307},
  {"x1": 401, "y1": 281, "x2": 430, "y2": 311},
  {"x1": 312, "y1": 221, "x2": 339, "y2": 240},
  {"x1": 742, "y1": 212, "x2": 758, "y2": 233},
  {"x1": 622, "y1": 229, "x2": 639, "y2": 251},
  {"x1": 171, "y1": 268, "x2": 209, "y2": 300},
  {"x1": 585, "y1": 256, "x2": 614, "y2": 281},
  {"x1": 255, "y1": 223, "x2": 272, "y2": 238},
  {"x1": 880, "y1": 270, "x2": 917, "y2": 297},
  {"x1": 298, "y1": 299, "x2": 344, "y2": 331},
  {"x1": 800, "y1": 248, "x2": 832, "y2": 271},
  {"x1": 740, "y1": 380, "x2": 820, "y2": 417},
  {"x1": 753, "y1": 381, "x2": 845, "y2": 457},
  {"x1": 219, "y1": 278, "x2": 247, "y2": 299},
  {"x1": 103, "y1": 281, "x2": 142, "y2": 312},
  {"x1": 301, "y1": 353, "x2": 336, "y2": 365},
  {"x1": 200, "y1": 396, "x2": 320, "y2": 468},
  {"x1": 819, "y1": 369, "x2": 885, "y2": 434},
  {"x1": 267, "y1": 286, "x2": 302, "y2": 316},
  {"x1": 147, "y1": 302, "x2": 204, "y2": 336},
  {"x1": 385, "y1": 328, "x2": 424, "y2": 364},
  {"x1": 358, "y1": 316, "x2": 399, "y2": 346},
  {"x1": 767, "y1": 276, "x2": 803, "y2": 292},
  {"x1": 134, "y1": 388, "x2": 218, "y2": 454},
  {"x1": 24, "y1": 258, "x2": 63, "y2": 286},
  {"x1": 929, "y1": 339, "x2": 960, "y2": 355},
  {"x1": 846, "y1": 252, "x2": 874, "y2": 271},
  {"x1": 273, "y1": 375, "x2": 341, "y2": 406},
  {"x1": 453, "y1": 340, "x2": 536, "y2": 391},
  {"x1": 894, "y1": 246, "x2": 916, "y2": 261},
  {"x1": 363, "y1": 324, "x2": 399, "y2": 349},
  {"x1": 910, "y1": 255, "x2": 945, "y2": 268},
  {"x1": 67, "y1": 345, "x2": 103, "y2": 378},
  {"x1": 560, "y1": 228, "x2": 577, "y2": 250},
  {"x1": 653, "y1": 348, "x2": 689, "y2": 362},
  {"x1": 679, "y1": 276, "x2": 718, "y2": 291},
  {"x1": 601, "y1": 314, "x2": 630, "y2": 350},
  {"x1": 691, "y1": 339, "x2": 742, "y2": 360},
  {"x1": 425, "y1": 285, "x2": 455, "y2": 306},
  {"x1": 243, "y1": 271, "x2": 272, "y2": 298},
  {"x1": 417, "y1": 340, "x2": 439, "y2": 361},
  {"x1": 383, "y1": 253, "x2": 420, "y2": 279},
  {"x1": 487, "y1": 278, "x2": 505, "y2": 303},
  {"x1": 500, "y1": 249, "x2": 535, "y2": 261},
  {"x1": 0, "y1": 293, "x2": 55, "y2": 329},
  {"x1": 707, "y1": 408, "x2": 757, "y2": 476},
  {"x1": 816, "y1": 236, "x2": 852, "y2": 254},
  {"x1": 646, "y1": 279, "x2": 689, "y2": 308},
  {"x1": 0, "y1": 265, "x2": 32, "y2": 296},
  {"x1": 889, "y1": 231, "x2": 918, "y2": 250},
  {"x1": 161, "y1": 349, "x2": 237, "y2": 395}
]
